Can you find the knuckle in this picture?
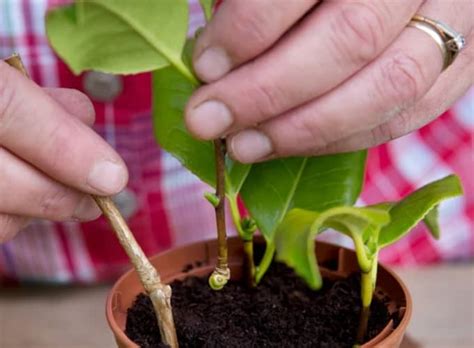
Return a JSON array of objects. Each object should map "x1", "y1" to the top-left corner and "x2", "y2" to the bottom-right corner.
[
  {"x1": 249, "y1": 75, "x2": 286, "y2": 118},
  {"x1": 389, "y1": 108, "x2": 412, "y2": 136},
  {"x1": 330, "y1": 3, "x2": 385, "y2": 64},
  {"x1": 0, "y1": 214, "x2": 21, "y2": 242},
  {"x1": 67, "y1": 89, "x2": 96, "y2": 124},
  {"x1": 231, "y1": 9, "x2": 271, "y2": 51},
  {"x1": 371, "y1": 110, "x2": 411, "y2": 145},
  {"x1": 370, "y1": 123, "x2": 395, "y2": 146},
  {"x1": 38, "y1": 185, "x2": 73, "y2": 219},
  {"x1": 378, "y1": 51, "x2": 426, "y2": 107},
  {"x1": 0, "y1": 63, "x2": 17, "y2": 138},
  {"x1": 290, "y1": 113, "x2": 334, "y2": 153},
  {"x1": 43, "y1": 122, "x2": 76, "y2": 173}
]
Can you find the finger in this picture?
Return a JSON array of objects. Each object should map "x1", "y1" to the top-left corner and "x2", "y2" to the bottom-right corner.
[
  {"x1": 0, "y1": 62, "x2": 128, "y2": 195},
  {"x1": 0, "y1": 147, "x2": 101, "y2": 221},
  {"x1": 44, "y1": 88, "x2": 96, "y2": 126},
  {"x1": 193, "y1": 0, "x2": 318, "y2": 82},
  {"x1": 228, "y1": 1, "x2": 473, "y2": 162},
  {"x1": 186, "y1": 0, "x2": 422, "y2": 140},
  {"x1": 318, "y1": 42, "x2": 474, "y2": 154},
  {"x1": 0, "y1": 214, "x2": 29, "y2": 243}
]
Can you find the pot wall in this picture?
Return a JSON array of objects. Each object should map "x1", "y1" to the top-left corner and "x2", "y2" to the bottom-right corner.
[{"x1": 106, "y1": 237, "x2": 412, "y2": 347}]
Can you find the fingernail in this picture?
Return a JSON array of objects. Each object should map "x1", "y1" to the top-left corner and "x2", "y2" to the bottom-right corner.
[
  {"x1": 194, "y1": 46, "x2": 232, "y2": 81},
  {"x1": 187, "y1": 100, "x2": 233, "y2": 139},
  {"x1": 73, "y1": 196, "x2": 101, "y2": 221},
  {"x1": 230, "y1": 129, "x2": 273, "y2": 163},
  {"x1": 87, "y1": 160, "x2": 127, "y2": 194}
]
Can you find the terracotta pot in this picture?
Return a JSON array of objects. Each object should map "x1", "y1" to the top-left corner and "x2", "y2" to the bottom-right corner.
[{"x1": 106, "y1": 237, "x2": 412, "y2": 347}]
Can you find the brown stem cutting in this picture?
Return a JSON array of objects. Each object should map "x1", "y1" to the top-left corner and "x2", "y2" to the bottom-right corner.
[
  {"x1": 356, "y1": 305, "x2": 370, "y2": 344},
  {"x1": 4, "y1": 53, "x2": 178, "y2": 348},
  {"x1": 208, "y1": 138, "x2": 230, "y2": 289}
]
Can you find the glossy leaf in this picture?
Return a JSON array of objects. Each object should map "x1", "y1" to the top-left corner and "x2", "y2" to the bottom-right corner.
[
  {"x1": 152, "y1": 52, "x2": 250, "y2": 193},
  {"x1": 225, "y1": 158, "x2": 251, "y2": 196},
  {"x1": 153, "y1": 65, "x2": 215, "y2": 185},
  {"x1": 274, "y1": 209, "x2": 320, "y2": 289},
  {"x1": 240, "y1": 152, "x2": 367, "y2": 241},
  {"x1": 46, "y1": 0, "x2": 192, "y2": 78},
  {"x1": 378, "y1": 175, "x2": 463, "y2": 247},
  {"x1": 275, "y1": 207, "x2": 390, "y2": 289},
  {"x1": 370, "y1": 202, "x2": 442, "y2": 241}
]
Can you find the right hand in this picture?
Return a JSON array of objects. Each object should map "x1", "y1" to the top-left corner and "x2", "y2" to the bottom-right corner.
[{"x1": 0, "y1": 61, "x2": 128, "y2": 243}]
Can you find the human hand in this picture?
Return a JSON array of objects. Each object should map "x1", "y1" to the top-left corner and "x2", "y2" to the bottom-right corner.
[
  {"x1": 0, "y1": 62, "x2": 128, "y2": 242},
  {"x1": 185, "y1": 0, "x2": 473, "y2": 163}
]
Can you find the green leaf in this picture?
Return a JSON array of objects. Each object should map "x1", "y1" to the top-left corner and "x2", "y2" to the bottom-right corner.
[
  {"x1": 225, "y1": 158, "x2": 251, "y2": 196},
  {"x1": 199, "y1": 0, "x2": 215, "y2": 22},
  {"x1": 274, "y1": 209, "x2": 321, "y2": 289},
  {"x1": 181, "y1": 37, "x2": 196, "y2": 72},
  {"x1": 154, "y1": 39, "x2": 251, "y2": 192},
  {"x1": 153, "y1": 66, "x2": 215, "y2": 185},
  {"x1": 240, "y1": 151, "x2": 367, "y2": 241},
  {"x1": 152, "y1": 55, "x2": 250, "y2": 192},
  {"x1": 378, "y1": 175, "x2": 463, "y2": 247},
  {"x1": 275, "y1": 207, "x2": 390, "y2": 289},
  {"x1": 75, "y1": 0, "x2": 85, "y2": 23},
  {"x1": 46, "y1": 0, "x2": 192, "y2": 80},
  {"x1": 372, "y1": 202, "x2": 442, "y2": 240},
  {"x1": 423, "y1": 206, "x2": 440, "y2": 240}
]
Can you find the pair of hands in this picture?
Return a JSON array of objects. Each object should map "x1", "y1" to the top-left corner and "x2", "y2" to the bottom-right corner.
[{"x1": 0, "y1": 0, "x2": 472, "y2": 242}]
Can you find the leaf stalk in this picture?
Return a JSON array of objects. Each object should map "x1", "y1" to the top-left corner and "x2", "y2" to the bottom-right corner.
[
  {"x1": 227, "y1": 194, "x2": 257, "y2": 286},
  {"x1": 357, "y1": 257, "x2": 378, "y2": 344},
  {"x1": 255, "y1": 243, "x2": 275, "y2": 284}
]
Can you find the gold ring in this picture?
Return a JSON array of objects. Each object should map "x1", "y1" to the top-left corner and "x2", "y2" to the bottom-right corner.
[{"x1": 408, "y1": 15, "x2": 465, "y2": 71}]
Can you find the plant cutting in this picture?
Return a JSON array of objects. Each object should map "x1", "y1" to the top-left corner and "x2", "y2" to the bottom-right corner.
[
  {"x1": 43, "y1": 1, "x2": 464, "y2": 347},
  {"x1": 274, "y1": 174, "x2": 463, "y2": 344}
]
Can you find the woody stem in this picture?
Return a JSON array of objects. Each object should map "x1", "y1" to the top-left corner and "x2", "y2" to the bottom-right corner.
[
  {"x1": 94, "y1": 196, "x2": 178, "y2": 348},
  {"x1": 208, "y1": 138, "x2": 230, "y2": 290}
]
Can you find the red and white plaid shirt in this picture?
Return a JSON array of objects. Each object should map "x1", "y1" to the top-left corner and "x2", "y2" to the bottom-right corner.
[{"x1": 0, "y1": 0, "x2": 472, "y2": 284}]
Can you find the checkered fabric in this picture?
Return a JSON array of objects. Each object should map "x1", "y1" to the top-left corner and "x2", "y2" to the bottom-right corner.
[{"x1": 0, "y1": 0, "x2": 472, "y2": 284}]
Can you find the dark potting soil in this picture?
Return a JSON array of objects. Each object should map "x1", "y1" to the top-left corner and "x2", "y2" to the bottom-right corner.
[{"x1": 125, "y1": 263, "x2": 395, "y2": 348}]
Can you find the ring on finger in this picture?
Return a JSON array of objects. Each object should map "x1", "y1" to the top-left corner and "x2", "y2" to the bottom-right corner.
[{"x1": 408, "y1": 15, "x2": 466, "y2": 71}]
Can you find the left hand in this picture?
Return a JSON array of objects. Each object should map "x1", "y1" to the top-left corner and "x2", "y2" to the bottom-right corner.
[{"x1": 185, "y1": 0, "x2": 473, "y2": 163}]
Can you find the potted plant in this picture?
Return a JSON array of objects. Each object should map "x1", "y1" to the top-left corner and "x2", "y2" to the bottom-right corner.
[{"x1": 41, "y1": 1, "x2": 463, "y2": 347}]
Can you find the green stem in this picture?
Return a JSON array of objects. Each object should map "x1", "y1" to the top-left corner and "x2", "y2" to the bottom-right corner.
[
  {"x1": 243, "y1": 238, "x2": 256, "y2": 287},
  {"x1": 352, "y1": 233, "x2": 372, "y2": 273},
  {"x1": 227, "y1": 193, "x2": 256, "y2": 286},
  {"x1": 227, "y1": 193, "x2": 246, "y2": 238},
  {"x1": 255, "y1": 243, "x2": 275, "y2": 284},
  {"x1": 360, "y1": 270, "x2": 373, "y2": 308},
  {"x1": 357, "y1": 257, "x2": 378, "y2": 344}
]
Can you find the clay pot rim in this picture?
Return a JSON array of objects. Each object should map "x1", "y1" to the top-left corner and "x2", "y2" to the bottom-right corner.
[{"x1": 106, "y1": 237, "x2": 412, "y2": 347}]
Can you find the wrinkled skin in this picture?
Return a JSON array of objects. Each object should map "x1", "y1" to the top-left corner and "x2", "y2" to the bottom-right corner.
[{"x1": 185, "y1": 0, "x2": 473, "y2": 163}]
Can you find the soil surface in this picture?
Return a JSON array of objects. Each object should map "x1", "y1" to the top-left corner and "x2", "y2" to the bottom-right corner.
[{"x1": 125, "y1": 263, "x2": 395, "y2": 348}]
